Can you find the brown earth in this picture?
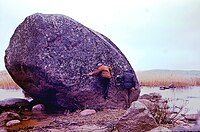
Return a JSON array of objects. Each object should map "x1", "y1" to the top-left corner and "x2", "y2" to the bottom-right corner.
[{"x1": 4, "y1": 109, "x2": 126, "y2": 131}]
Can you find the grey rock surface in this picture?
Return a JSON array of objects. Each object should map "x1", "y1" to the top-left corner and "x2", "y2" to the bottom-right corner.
[
  {"x1": 5, "y1": 13, "x2": 140, "y2": 111},
  {"x1": 32, "y1": 104, "x2": 46, "y2": 112},
  {"x1": 116, "y1": 101, "x2": 158, "y2": 132},
  {"x1": 0, "y1": 98, "x2": 30, "y2": 109},
  {"x1": 6, "y1": 119, "x2": 21, "y2": 127}
]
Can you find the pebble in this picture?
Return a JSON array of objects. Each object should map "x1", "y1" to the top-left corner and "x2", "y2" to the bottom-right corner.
[
  {"x1": 80, "y1": 109, "x2": 96, "y2": 116},
  {"x1": 6, "y1": 120, "x2": 21, "y2": 127},
  {"x1": 32, "y1": 104, "x2": 45, "y2": 112}
]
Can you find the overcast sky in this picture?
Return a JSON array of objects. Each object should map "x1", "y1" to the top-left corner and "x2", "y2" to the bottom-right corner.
[{"x1": 0, "y1": 0, "x2": 200, "y2": 71}]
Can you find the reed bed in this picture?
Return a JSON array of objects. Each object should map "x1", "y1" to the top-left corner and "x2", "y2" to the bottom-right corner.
[
  {"x1": 1, "y1": 70, "x2": 200, "y2": 89},
  {"x1": 136, "y1": 70, "x2": 200, "y2": 87},
  {"x1": 0, "y1": 70, "x2": 20, "y2": 89}
]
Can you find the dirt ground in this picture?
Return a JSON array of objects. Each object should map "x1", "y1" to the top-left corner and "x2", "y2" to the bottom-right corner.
[{"x1": 4, "y1": 109, "x2": 126, "y2": 131}]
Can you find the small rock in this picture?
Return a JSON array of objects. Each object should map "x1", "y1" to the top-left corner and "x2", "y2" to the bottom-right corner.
[
  {"x1": 80, "y1": 109, "x2": 96, "y2": 116},
  {"x1": 6, "y1": 120, "x2": 21, "y2": 127},
  {"x1": 158, "y1": 99, "x2": 168, "y2": 103},
  {"x1": 176, "y1": 120, "x2": 190, "y2": 127},
  {"x1": 139, "y1": 93, "x2": 162, "y2": 101},
  {"x1": 159, "y1": 86, "x2": 166, "y2": 90},
  {"x1": 149, "y1": 93, "x2": 162, "y2": 99},
  {"x1": 139, "y1": 94, "x2": 152, "y2": 100},
  {"x1": 169, "y1": 83, "x2": 176, "y2": 88},
  {"x1": 0, "y1": 112, "x2": 21, "y2": 126},
  {"x1": 116, "y1": 101, "x2": 158, "y2": 132},
  {"x1": 0, "y1": 98, "x2": 30, "y2": 109},
  {"x1": 32, "y1": 104, "x2": 45, "y2": 112},
  {"x1": 169, "y1": 113, "x2": 185, "y2": 122},
  {"x1": 185, "y1": 114, "x2": 198, "y2": 121}
]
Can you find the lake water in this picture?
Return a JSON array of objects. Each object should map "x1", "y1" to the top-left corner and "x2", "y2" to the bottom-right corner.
[
  {"x1": 0, "y1": 88, "x2": 25, "y2": 100},
  {"x1": 141, "y1": 86, "x2": 200, "y2": 114},
  {"x1": 0, "y1": 86, "x2": 200, "y2": 114}
]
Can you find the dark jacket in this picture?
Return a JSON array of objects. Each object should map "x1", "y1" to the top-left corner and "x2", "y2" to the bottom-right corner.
[{"x1": 123, "y1": 71, "x2": 135, "y2": 89}]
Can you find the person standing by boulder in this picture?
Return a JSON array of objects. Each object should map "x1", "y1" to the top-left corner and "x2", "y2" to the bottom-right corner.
[
  {"x1": 122, "y1": 69, "x2": 137, "y2": 107},
  {"x1": 88, "y1": 63, "x2": 112, "y2": 100}
]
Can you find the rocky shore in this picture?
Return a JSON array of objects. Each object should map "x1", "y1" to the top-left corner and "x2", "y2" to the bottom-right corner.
[{"x1": 1, "y1": 93, "x2": 200, "y2": 132}]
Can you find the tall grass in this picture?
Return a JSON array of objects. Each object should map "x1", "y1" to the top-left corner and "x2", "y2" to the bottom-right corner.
[
  {"x1": 136, "y1": 70, "x2": 200, "y2": 87},
  {"x1": 1, "y1": 70, "x2": 200, "y2": 89},
  {"x1": 0, "y1": 70, "x2": 20, "y2": 89}
]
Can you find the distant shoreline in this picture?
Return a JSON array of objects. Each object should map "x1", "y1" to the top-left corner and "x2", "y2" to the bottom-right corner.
[
  {"x1": 136, "y1": 70, "x2": 200, "y2": 87},
  {"x1": 1, "y1": 69, "x2": 200, "y2": 89}
]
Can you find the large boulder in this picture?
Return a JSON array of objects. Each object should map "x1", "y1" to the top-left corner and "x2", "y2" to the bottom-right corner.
[{"x1": 5, "y1": 13, "x2": 140, "y2": 111}]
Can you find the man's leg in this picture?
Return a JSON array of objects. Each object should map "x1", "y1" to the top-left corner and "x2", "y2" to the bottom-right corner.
[
  {"x1": 127, "y1": 88, "x2": 131, "y2": 108},
  {"x1": 102, "y1": 78, "x2": 110, "y2": 99}
]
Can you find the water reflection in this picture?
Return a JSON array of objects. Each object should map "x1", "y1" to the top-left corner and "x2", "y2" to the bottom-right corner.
[{"x1": 141, "y1": 86, "x2": 200, "y2": 114}]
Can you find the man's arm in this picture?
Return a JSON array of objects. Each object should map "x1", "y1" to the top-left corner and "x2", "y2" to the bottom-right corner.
[{"x1": 88, "y1": 68, "x2": 102, "y2": 76}]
